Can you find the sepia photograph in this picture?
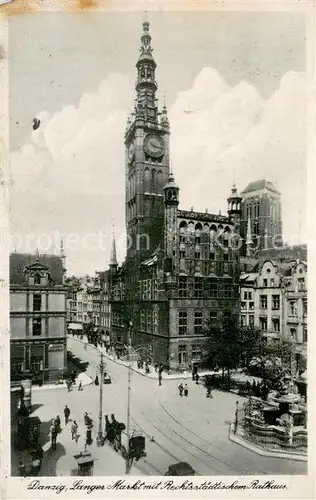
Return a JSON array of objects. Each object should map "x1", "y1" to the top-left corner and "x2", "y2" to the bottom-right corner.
[{"x1": 2, "y1": 0, "x2": 312, "y2": 491}]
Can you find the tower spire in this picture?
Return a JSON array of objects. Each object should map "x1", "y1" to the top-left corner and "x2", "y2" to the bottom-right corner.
[
  {"x1": 109, "y1": 225, "x2": 118, "y2": 268},
  {"x1": 135, "y1": 19, "x2": 158, "y2": 122}
]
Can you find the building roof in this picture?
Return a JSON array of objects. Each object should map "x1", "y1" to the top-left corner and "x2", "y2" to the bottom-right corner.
[
  {"x1": 10, "y1": 253, "x2": 64, "y2": 285},
  {"x1": 241, "y1": 179, "x2": 280, "y2": 195}
]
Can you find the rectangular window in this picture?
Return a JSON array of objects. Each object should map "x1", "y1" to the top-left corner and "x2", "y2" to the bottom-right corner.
[
  {"x1": 249, "y1": 301, "x2": 254, "y2": 310},
  {"x1": 192, "y1": 343, "x2": 202, "y2": 362},
  {"x1": 241, "y1": 315, "x2": 247, "y2": 327},
  {"x1": 32, "y1": 317, "x2": 42, "y2": 336},
  {"x1": 263, "y1": 279, "x2": 268, "y2": 287},
  {"x1": 209, "y1": 280, "x2": 218, "y2": 298},
  {"x1": 33, "y1": 294, "x2": 41, "y2": 312},
  {"x1": 241, "y1": 301, "x2": 246, "y2": 309},
  {"x1": 260, "y1": 295, "x2": 267, "y2": 309},
  {"x1": 249, "y1": 315, "x2": 254, "y2": 327},
  {"x1": 153, "y1": 310, "x2": 158, "y2": 334},
  {"x1": 270, "y1": 278, "x2": 275, "y2": 286},
  {"x1": 180, "y1": 235, "x2": 186, "y2": 243},
  {"x1": 259, "y1": 317, "x2": 267, "y2": 331},
  {"x1": 209, "y1": 252, "x2": 215, "y2": 260},
  {"x1": 248, "y1": 292, "x2": 252, "y2": 301},
  {"x1": 223, "y1": 253, "x2": 228, "y2": 261},
  {"x1": 272, "y1": 318, "x2": 280, "y2": 332},
  {"x1": 140, "y1": 311, "x2": 145, "y2": 330},
  {"x1": 178, "y1": 312, "x2": 187, "y2": 336},
  {"x1": 194, "y1": 311, "x2": 203, "y2": 335},
  {"x1": 272, "y1": 295, "x2": 280, "y2": 310},
  {"x1": 194, "y1": 277, "x2": 203, "y2": 298},
  {"x1": 209, "y1": 310, "x2": 217, "y2": 322},
  {"x1": 195, "y1": 236, "x2": 201, "y2": 244},
  {"x1": 180, "y1": 250, "x2": 186, "y2": 258},
  {"x1": 243, "y1": 291, "x2": 248, "y2": 301},
  {"x1": 179, "y1": 276, "x2": 188, "y2": 298},
  {"x1": 195, "y1": 250, "x2": 201, "y2": 259}
]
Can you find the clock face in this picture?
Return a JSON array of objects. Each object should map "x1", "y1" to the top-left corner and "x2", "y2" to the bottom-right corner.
[
  {"x1": 128, "y1": 142, "x2": 135, "y2": 162},
  {"x1": 144, "y1": 134, "x2": 165, "y2": 158}
]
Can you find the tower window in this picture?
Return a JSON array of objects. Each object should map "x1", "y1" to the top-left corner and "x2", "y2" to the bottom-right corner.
[
  {"x1": 209, "y1": 252, "x2": 215, "y2": 261},
  {"x1": 195, "y1": 250, "x2": 201, "y2": 259}
]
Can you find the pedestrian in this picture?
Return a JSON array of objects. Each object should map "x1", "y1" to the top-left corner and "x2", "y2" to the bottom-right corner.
[
  {"x1": 195, "y1": 373, "x2": 199, "y2": 385},
  {"x1": 71, "y1": 420, "x2": 79, "y2": 442},
  {"x1": 71, "y1": 370, "x2": 77, "y2": 385},
  {"x1": 64, "y1": 405, "x2": 70, "y2": 425},
  {"x1": 55, "y1": 415, "x2": 61, "y2": 434},
  {"x1": 18, "y1": 460, "x2": 26, "y2": 477},
  {"x1": 86, "y1": 426, "x2": 92, "y2": 446},
  {"x1": 158, "y1": 373, "x2": 162, "y2": 387},
  {"x1": 94, "y1": 375, "x2": 99, "y2": 386},
  {"x1": 50, "y1": 422, "x2": 57, "y2": 450},
  {"x1": 78, "y1": 380, "x2": 82, "y2": 391},
  {"x1": 178, "y1": 383, "x2": 184, "y2": 397},
  {"x1": 184, "y1": 383, "x2": 188, "y2": 397},
  {"x1": 66, "y1": 379, "x2": 72, "y2": 392}
]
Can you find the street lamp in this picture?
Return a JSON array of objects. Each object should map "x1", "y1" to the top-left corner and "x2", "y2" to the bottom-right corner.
[{"x1": 96, "y1": 351, "x2": 105, "y2": 446}]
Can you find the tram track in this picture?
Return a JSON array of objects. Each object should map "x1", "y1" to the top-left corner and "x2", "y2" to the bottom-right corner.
[{"x1": 158, "y1": 400, "x2": 268, "y2": 475}]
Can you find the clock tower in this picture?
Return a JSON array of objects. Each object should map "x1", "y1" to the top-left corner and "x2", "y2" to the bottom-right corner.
[{"x1": 125, "y1": 21, "x2": 170, "y2": 260}]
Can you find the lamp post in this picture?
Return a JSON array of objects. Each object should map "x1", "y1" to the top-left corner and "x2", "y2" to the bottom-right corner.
[{"x1": 96, "y1": 351, "x2": 105, "y2": 446}]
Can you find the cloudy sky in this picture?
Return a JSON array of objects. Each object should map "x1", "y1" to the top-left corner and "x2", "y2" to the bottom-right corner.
[{"x1": 9, "y1": 9, "x2": 307, "y2": 275}]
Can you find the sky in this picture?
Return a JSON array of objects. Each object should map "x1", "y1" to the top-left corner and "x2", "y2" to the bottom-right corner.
[{"x1": 8, "y1": 10, "x2": 307, "y2": 275}]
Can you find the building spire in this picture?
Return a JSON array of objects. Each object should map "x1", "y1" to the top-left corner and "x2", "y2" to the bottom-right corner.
[
  {"x1": 135, "y1": 19, "x2": 158, "y2": 123},
  {"x1": 109, "y1": 225, "x2": 118, "y2": 268},
  {"x1": 246, "y1": 213, "x2": 253, "y2": 257}
]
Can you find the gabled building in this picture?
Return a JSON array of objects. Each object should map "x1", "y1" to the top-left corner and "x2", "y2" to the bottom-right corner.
[{"x1": 10, "y1": 251, "x2": 67, "y2": 384}]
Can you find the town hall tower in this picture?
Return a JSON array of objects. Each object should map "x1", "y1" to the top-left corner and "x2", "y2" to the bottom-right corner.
[{"x1": 124, "y1": 21, "x2": 170, "y2": 260}]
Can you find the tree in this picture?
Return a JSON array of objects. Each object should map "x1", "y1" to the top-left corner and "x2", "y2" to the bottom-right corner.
[{"x1": 203, "y1": 305, "x2": 242, "y2": 389}]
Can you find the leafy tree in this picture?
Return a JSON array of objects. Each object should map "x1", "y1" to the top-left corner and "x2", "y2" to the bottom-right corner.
[{"x1": 203, "y1": 305, "x2": 242, "y2": 389}]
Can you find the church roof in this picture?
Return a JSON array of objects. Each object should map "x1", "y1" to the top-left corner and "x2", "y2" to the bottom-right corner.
[
  {"x1": 241, "y1": 179, "x2": 280, "y2": 195},
  {"x1": 10, "y1": 253, "x2": 64, "y2": 285}
]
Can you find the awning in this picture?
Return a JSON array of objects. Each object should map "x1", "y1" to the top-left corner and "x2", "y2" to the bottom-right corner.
[{"x1": 68, "y1": 323, "x2": 83, "y2": 331}]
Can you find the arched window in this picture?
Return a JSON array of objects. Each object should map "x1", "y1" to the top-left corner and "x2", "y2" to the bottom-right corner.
[
  {"x1": 144, "y1": 168, "x2": 150, "y2": 192},
  {"x1": 34, "y1": 274, "x2": 41, "y2": 285}
]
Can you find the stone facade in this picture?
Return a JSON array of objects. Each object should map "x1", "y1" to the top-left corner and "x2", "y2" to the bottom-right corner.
[{"x1": 10, "y1": 252, "x2": 67, "y2": 384}]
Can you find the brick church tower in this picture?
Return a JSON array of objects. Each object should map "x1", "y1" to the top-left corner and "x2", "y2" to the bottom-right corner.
[{"x1": 124, "y1": 21, "x2": 170, "y2": 261}]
